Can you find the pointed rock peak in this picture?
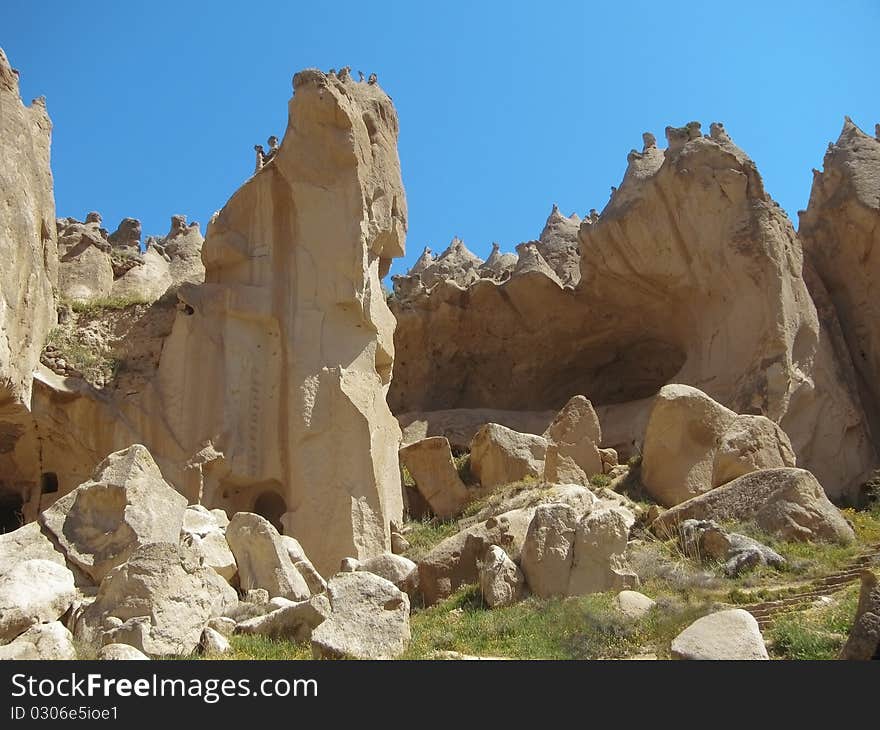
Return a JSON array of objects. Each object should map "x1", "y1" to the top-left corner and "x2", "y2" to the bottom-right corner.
[
  {"x1": 85, "y1": 211, "x2": 102, "y2": 225},
  {"x1": 836, "y1": 116, "x2": 873, "y2": 148},
  {"x1": 437, "y1": 236, "x2": 481, "y2": 265},
  {"x1": 643, "y1": 132, "x2": 657, "y2": 151},
  {"x1": 407, "y1": 245, "x2": 435, "y2": 275},
  {"x1": 709, "y1": 122, "x2": 731, "y2": 143},
  {"x1": 491, "y1": 242, "x2": 500, "y2": 252},
  {"x1": 92, "y1": 444, "x2": 165, "y2": 488},
  {"x1": 513, "y1": 242, "x2": 563, "y2": 285},
  {"x1": 0, "y1": 47, "x2": 21, "y2": 93}
]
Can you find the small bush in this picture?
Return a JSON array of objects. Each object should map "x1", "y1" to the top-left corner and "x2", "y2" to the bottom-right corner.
[
  {"x1": 67, "y1": 295, "x2": 151, "y2": 314},
  {"x1": 588, "y1": 473, "x2": 612, "y2": 489}
]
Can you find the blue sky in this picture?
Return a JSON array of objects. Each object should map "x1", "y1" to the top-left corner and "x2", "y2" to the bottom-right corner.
[{"x1": 4, "y1": 1, "x2": 878, "y2": 278}]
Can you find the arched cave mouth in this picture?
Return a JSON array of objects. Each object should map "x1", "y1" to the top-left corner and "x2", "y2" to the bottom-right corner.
[
  {"x1": 390, "y1": 336, "x2": 687, "y2": 414},
  {"x1": 0, "y1": 493, "x2": 24, "y2": 534},
  {"x1": 253, "y1": 490, "x2": 287, "y2": 534}
]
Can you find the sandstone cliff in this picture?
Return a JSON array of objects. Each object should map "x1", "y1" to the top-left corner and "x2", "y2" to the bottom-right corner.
[
  {"x1": 32, "y1": 69, "x2": 407, "y2": 574},
  {"x1": 800, "y1": 119, "x2": 880, "y2": 445},
  {"x1": 390, "y1": 123, "x2": 875, "y2": 499},
  {"x1": 0, "y1": 49, "x2": 58, "y2": 526}
]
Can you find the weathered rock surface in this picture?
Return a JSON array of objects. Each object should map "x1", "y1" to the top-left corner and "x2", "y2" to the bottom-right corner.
[
  {"x1": 398, "y1": 408, "x2": 556, "y2": 452},
  {"x1": 77, "y1": 542, "x2": 237, "y2": 656},
  {"x1": 801, "y1": 120, "x2": 880, "y2": 451},
  {"x1": 0, "y1": 48, "x2": 58, "y2": 522},
  {"x1": 642, "y1": 384, "x2": 796, "y2": 506},
  {"x1": 398, "y1": 437, "x2": 469, "y2": 518},
  {"x1": 180, "y1": 505, "x2": 237, "y2": 583},
  {"x1": 225, "y1": 513, "x2": 309, "y2": 600},
  {"x1": 470, "y1": 423, "x2": 547, "y2": 488},
  {"x1": 418, "y1": 507, "x2": 534, "y2": 605},
  {"x1": 677, "y1": 519, "x2": 786, "y2": 577},
  {"x1": 0, "y1": 621, "x2": 76, "y2": 660},
  {"x1": 839, "y1": 570, "x2": 880, "y2": 660},
  {"x1": 478, "y1": 545, "x2": 525, "y2": 608},
  {"x1": 199, "y1": 626, "x2": 230, "y2": 656},
  {"x1": 671, "y1": 609, "x2": 769, "y2": 660},
  {"x1": 652, "y1": 468, "x2": 855, "y2": 544},
  {"x1": 0, "y1": 559, "x2": 76, "y2": 643},
  {"x1": 615, "y1": 590, "x2": 656, "y2": 619},
  {"x1": 536, "y1": 204, "x2": 581, "y2": 286},
  {"x1": 311, "y1": 572, "x2": 410, "y2": 660},
  {"x1": 40, "y1": 445, "x2": 187, "y2": 583},
  {"x1": 389, "y1": 123, "x2": 876, "y2": 501},
  {"x1": 542, "y1": 395, "x2": 603, "y2": 485},
  {"x1": 520, "y1": 503, "x2": 578, "y2": 597},
  {"x1": 279, "y1": 536, "x2": 326, "y2": 595},
  {"x1": 235, "y1": 595, "x2": 329, "y2": 641},
  {"x1": 98, "y1": 643, "x2": 149, "y2": 660},
  {"x1": 0, "y1": 521, "x2": 65, "y2": 577},
  {"x1": 357, "y1": 553, "x2": 419, "y2": 599}
]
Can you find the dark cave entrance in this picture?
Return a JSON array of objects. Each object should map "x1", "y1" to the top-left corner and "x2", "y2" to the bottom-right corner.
[
  {"x1": 41, "y1": 472, "x2": 59, "y2": 494},
  {"x1": 0, "y1": 493, "x2": 24, "y2": 534},
  {"x1": 253, "y1": 490, "x2": 287, "y2": 534}
]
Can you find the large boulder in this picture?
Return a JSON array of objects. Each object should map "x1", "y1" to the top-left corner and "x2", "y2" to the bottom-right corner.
[
  {"x1": 311, "y1": 572, "x2": 410, "y2": 660},
  {"x1": 98, "y1": 643, "x2": 150, "y2": 660},
  {"x1": 418, "y1": 507, "x2": 534, "y2": 606},
  {"x1": 839, "y1": 570, "x2": 880, "y2": 660},
  {"x1": 470, "y1": 423, "x2": 548, "y2": 489},
  {"x1": 671, "y1": 609, "x2": 769, "y2": 660},
  {"x1": 652, "y1": 468, "x2": 855, "y2": 544},
  {"x1": 180, "y1": 505, "x2": 237, "y2": 584},
  {"x1": 357, "y1": 553, "x2": 419, "y2": 599},
  {"x1": 236, "y1": 595, "x2": 330, "y2": 641},
  {"x1": 77, "y1": 542, "x2": 237, "y2": 657},
  {"x1": 521, "y1": 503, "x2": 636, "y2": 597},
  {"x1": 0, "y1": 521, "x2": 66, "y2": 577},
  {"x1": 641, "y1": 385, "x2": 796, "y2": 506},
  {"x1": 677, "y1": 519, "x2": 786, "y2": 577},
  {"x1": 478, "y1": 545, "x2": 525, "y2": 608},
  {"x1": 279, "y1": 536, "x2": 326, "y2": 595},
  {"x1": 225, "y1": 513, "x2": 310, "y2": 600},
  {"x1": 398, "y1": 436, "x2": 469, "y2": 518},
  {"x1": 40, "y1": 445, "x2": 187, "y2": 583},
  {"x1": 0, "y1": 559, "x2": 76, "y2": 643},
  {"x1": 542, "y1": 395, "x2": 603, "y2": 485},
  {"x1": 0, "y1": 621, "x2": 77, "y2": 660}
]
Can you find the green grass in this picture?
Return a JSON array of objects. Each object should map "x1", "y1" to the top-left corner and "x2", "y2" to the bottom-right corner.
[
  {"x1": 768, "y1": 583, "x2": 859, "y2": 660},
  {"x1": 589, "y1": 473, "x2": 612, "y2": 488},
  {"x1": 67, "y1": 295, "x2": 151, "y2": 314},
  {"x1": 45, "y1": 326, "x2": 120, "y2": 384},
  {"x1": 221, "y1": 635, "x2": 312, "y2": 660},
  {"x1": 401, "y1": 518, "x2": 461, "y2": 562}
]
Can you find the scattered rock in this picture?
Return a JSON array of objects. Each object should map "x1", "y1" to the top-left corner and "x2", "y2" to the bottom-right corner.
[
  {"x1": 0, "y1": 559, "x2": 76, "y2": 643},
  {"x1": 235, "y1": 595, "x2": 330, "y2": 641},
  {"x1": 398, "y1": 436, "x2": 469, "y2": 518},
  {"x1": 677, "y1": 519, "x2": 786, "y2": 577},
  {"x1": 225, "y1": 513, "x2": 310, "y2": 600},
  {"x1": 671, "y1": 609, "x2": 769, "y2": 660},
  {"x1": 839, "y1": 570, "x2": 880, "y2": 660},
  {"x1": 0, "y1": 521, "x2": 66, "y2": 577},
  {"x1": 520, "y1": 503, "x2": 578, "y2": 597},
  {"x1": 0, "y1": 622, "x2": 77, "y2": 660},
  {"x1": 391, "y1": 532, "x2": 411, "y2": 555},
  {"x1": 652, "y1": 468, "x2": 855, "y2": 544},
  {"x1": 542, "y1": 395, "x2": 603, "y2": 485},
  {"x1": 311, "y1": 572, "x2": 410, "y2": 660},
  {"x1": 200, "y1": 626, "x2": 231, "y2": 656},
  {"x1": 478, "y1": 545, "x2": 525, "y2": 608},
  {"x1": 280, "y1": 536, "x2": 326, "y2": 595},
  {"x1": 40, "y1": 445, "x2": 188, "y2": 583},
  {"x1": 470, "y1": 423, "x2": 548, "y2": 488},
  {"x1": 357, "y1": 553, "x2": 419, "y2": 599},
  {"x1": 98, "y1": 643, "x2": 150, "y2": 660},
  {"x1": 614, "y1": 590, "x2": 656, "y2": 619},
  {"x1": 206, "y1": 616, "x2": 237, "y2": 638}
]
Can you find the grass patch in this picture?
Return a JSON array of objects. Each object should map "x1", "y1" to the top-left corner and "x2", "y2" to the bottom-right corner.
[
  {"x1": 401, "y1": 518, "x2": 461, "y2": 562},
  {"x1": 66, "y1": 295, "x2": 151, "y2": 314},
  {"x1": 221, "y1": 635, "x2": 312, "y2": 660},
  {"x1": 589, "y1": 473, "x2": 612, "y2": 489},
  {"x1": 453, "y1": 453, "x2": 475, "y2": 485},
  {"x1": 768, "y1": 584, "x2": 859, "y2": 660},
  {"x1": 45, "y1": 326, "x2": 120, "y2": 384}
]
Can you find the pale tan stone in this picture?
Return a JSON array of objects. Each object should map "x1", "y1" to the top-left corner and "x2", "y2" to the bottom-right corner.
[
  {"x1": 470, "y1": 423, "x2": 547, "y2": 489},
  {"x1": 398, "y1": 437, "x2": 469, "y2": 518}
]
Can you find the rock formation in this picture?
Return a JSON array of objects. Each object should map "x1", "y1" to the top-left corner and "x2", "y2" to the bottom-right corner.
[
  {"x1": 800, "y1": 119, "x2": 880, "y2": 455},
  {"x1": 0, "y1": 49, "x2": 58, "y2": 531},
  {"x1": 390, "y1": 122, "x2": 876, "y2": 500}
]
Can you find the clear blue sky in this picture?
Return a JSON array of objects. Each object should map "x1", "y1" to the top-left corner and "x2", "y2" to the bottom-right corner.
[{"x1": 4, "y1": 1, "x2": 877, "y2": 278}]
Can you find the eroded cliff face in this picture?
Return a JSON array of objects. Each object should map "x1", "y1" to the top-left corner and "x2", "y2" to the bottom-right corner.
[
  {"x1": 800, "y1": 120, "x2": 880, "y2": 442},
  {"x1": 32, "y1": 69, "x2": 407, "y2": 574},
  {"x1": 390, "y1": 123, "x2": 875, "y2": 499},
  {"x1": 0, "y1": 49, "x2": 58, "y2": 526}
]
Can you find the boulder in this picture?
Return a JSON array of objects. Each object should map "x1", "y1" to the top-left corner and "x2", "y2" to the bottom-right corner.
[
  {"x1": 520, "y1": 503, "x2": 578, "y2": 598},
  {"x1": 671, "y1": 609, "x2": 769, "y2": 660},
  {"x1": 357, "y1": 553, "x2": 419, "y2": 599},
  {"x1": 568, "y1": 507, "x2": 638, "y2": 595},
  {"x1": 478, "y1": 546, "x2": 525, "y2": 608},
  {"x1": 839, "y1": 570, "x2": 880, "y2": 660},
  {"x1": 206, "y1": 617, "x2": 236, "y2": 638},
  {"x1": 391, "y1": 532, "x2": 411, "y2": 555},
  {"x1": 0, "y1": 621, "x2": 76, "y2": 660},
  {"x1": 677, "y1": 519, "x2": 786, "y2": 577},
  {"x1": 470, "y1": 423, "x2": 548, "y2": 488},
  {"x1": 235, "y1": 595, "x2": 330, "y2": 641},
  {"x1": 225, "y1": 513, "x2": 310, "y2": 600},
  {"x1": 652, "y1": 468, "x2": 855, "y2": 544},
  {"x1": 40, "y1": 445, "x2": 188, "y2": 583},
  {"x1": 418, "y1": 507, "x2": 534, "y2": 606},
  {"x1": 0, "y1": 559, "x2": 76, "y2": 643},
  {"x1": 542, "y1": 395, "x2": 603, "y2": 485},
  {"x1": 77, "y1": 542, "x2": 237, "y2": 656},
  {"x1": 183, "y1": 531, "x2": 238, "y2": 584},
  {"x1": 642, "y1": 385, "x2": 795, "y2": 506},
  {"x1": 311, "y1": 572, "x2": 410, "y2": 660},
  {"x1": 398, "y1": 436, "x2": 469, "y2": 518},
  {"x1": 0, "y1": 521, "x2": 66, "y2": 577},
  {"x1": 280, "y1": 536, "x2": 326, "y2": 595},
  {"x1": 98, "y1": 643, "x2": 149, "y2": 660},
  {"x1": 200, "y1": 626, "x2": 231, "y2": 656},
  {"x1": 615, "y1": 590, "x2": 656, "y2": 620}
]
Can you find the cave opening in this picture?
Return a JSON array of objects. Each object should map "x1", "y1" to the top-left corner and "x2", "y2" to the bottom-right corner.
[
  {"x1": 253, "y1": 490, "x2": 287, "y2": 534},
  {"x1": 0, "y1": 493, "x2": 24, "y2": 534},
  {"x1": 41, "y1": 472, "x2": 59, "y2": 494}
]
